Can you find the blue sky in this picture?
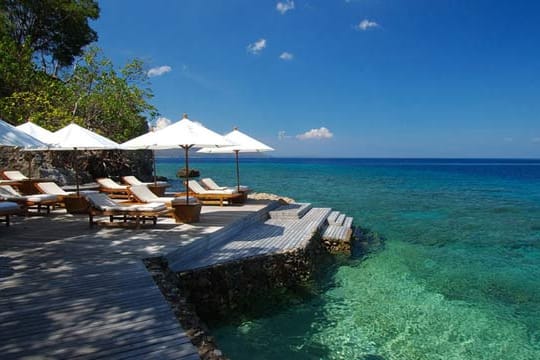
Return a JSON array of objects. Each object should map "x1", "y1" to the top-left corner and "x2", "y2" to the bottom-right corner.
[{"x1": 93, "y1": 0, "x2": 540, "y2": 158}]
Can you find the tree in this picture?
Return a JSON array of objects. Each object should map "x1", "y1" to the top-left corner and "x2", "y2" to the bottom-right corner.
[
  {"x1": 66, "y1": 47, "x2": 157, "y2": 142},
  {"x1": 0, "y1": 0, "x2": 100, "y2": 73},
  {"x1": 0, "y1": 33, "x2": 36, "y2": 97}
]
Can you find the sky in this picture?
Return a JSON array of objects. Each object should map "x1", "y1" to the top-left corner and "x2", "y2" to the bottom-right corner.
[{"x1": 92, "y1": 0, "x2": 540, "y2": 158}]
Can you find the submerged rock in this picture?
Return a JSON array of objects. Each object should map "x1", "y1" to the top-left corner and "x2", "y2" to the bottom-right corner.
[
  {"x1": 352, "y1": 226, "x2": 386, "y2": 258},
  {"x1": 248, "y1": 192, "x2": 295, "y2": 203}
]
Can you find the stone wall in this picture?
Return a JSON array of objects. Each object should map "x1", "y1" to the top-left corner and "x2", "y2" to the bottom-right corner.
[
  {"x1": 0, "y1": 147, "x2": 154, "y2": 184},
  {"x1": 167, "y1": 233, "x2": 332, "y2": 321},
  {"x1": 322, "y1": 235, "x2": 353, "y2": 254}
]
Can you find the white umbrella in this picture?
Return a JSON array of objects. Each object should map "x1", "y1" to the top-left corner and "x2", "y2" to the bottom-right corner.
[
  {"x1": 16, "y1": 121, "x2": 58, "y2": 177},
  {"x1": 0, "y1": 119, "x2": 48, "y2": 149},
  {"x1": 122, "y1": 114, "x2": 232, "y2": 203},
  {"x1": 198, "y1": 128, "x2": 274, "y2": 191},
  {"x1": 52, "y1": 123, "x2": 119, "y2": 150},
  {"x1": 16, "y1": 121, "x2": 57, "y2": 145},
  {"x1": 51, "y1": 123, "x2": 120, "y2": 194}
]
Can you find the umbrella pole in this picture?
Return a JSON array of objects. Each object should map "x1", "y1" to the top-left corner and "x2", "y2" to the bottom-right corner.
[
  {"x1": 152, "y1": 150, "x2": 157, "y2": 186},
  {"x1": 184, "y1": 146, "x2": 189, "y2": 204},
  {"x1": 235, "y1": 150, "x2": 240, "y2": 192},
  {"x1": 75, "y1": 149, "x2": 80, "y2": 196}
]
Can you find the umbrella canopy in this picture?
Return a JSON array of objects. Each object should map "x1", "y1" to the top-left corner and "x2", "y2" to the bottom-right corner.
[
  {"x1": 50, "y1": 123, "x2": 120, "y2": 194},
  {"x1": 198, "y1": 128, "x2": 274, "y2": 154},
  {"x1": 122, "y1": 114, "x2": 232, "y2": 203},
  {"x1": 51, "y1": 123, "x2": 120, "y2": 150},
  {"x1": 198, "y1": 128, "x2": 274, "y2": 191},
  {"x1": 121, "y1": 128, "x2": 160, "y2": 150},
  {"x1": 0, "y1": 119, "x2": 48, "y2": 149},
  {"x1": 16, "y1": 121, "x2": 57, "y2": 145},
  {"x1": 124, "y1": 114, "x2": 232, "y2": 150}
]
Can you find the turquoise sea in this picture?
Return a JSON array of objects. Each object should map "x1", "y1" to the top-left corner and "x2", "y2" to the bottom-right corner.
[{"x1": 157, "y1": 158, "x2": 540, "y2": 360}]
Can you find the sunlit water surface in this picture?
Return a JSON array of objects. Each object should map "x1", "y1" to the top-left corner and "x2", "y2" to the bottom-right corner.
[{"x1": 157, "y1": 158, "x2": 540, "y2": 360}]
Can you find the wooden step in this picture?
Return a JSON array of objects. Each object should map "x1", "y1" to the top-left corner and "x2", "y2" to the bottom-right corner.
[
  {"x1": 323, "y1": 225, "x2": 346, "y2": 240},
  {"x1": 343, "y1": 216, "x2": 353, "y2": 229},
  {"x1": 335, "y1": 213, "x2": 346, "y2": 226},
  {"x1": 268, "y1": 203, "x2": 312, "y2": 220},
  {"x1": 326, "y1": 211, "x2": 339, "y2": 224}
]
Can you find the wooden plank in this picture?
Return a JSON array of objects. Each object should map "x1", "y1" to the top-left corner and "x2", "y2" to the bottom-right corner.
[
  {"x1": 0, "y1": 201, "x2": 274, "y2": 359},
  {"x1": 335, "y1": 213, "x2": 346, "y2": 226},
  {"x1": 343, "y1": 216, "x2": 353, "y2": 229},
  {"x1": 327, "y1": 211, "x2": 339, "y2": 224}
]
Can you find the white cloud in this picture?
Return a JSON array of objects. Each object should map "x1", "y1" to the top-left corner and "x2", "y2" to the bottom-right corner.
[
  {"x1": 296, "y1": 127, "x2": 334, "y2": 140},
  {"x1": 532, "y1": 137, "x2": 540, "y2": 143},
  {"x1": 147, "y1": 65, "x2": 172, "y2": 77},
  {"x1": 503, "y1": 137, "x2": 514, "y2": 143},
  {"x1": 355, "y1": 19, "x2": 379, "y2": 31},
  {"x1": 154, "y1": 117, "x2": 172, "y2": 130},
  {"x1": 247, "y1": 38, "x2": 267, "y2": 55},
  {"x1": 279, "y1": 52, "x2": 294, "y2": 61},
  {"x1": 276, "y1": 1, "x2": 295, "y2": 14}
]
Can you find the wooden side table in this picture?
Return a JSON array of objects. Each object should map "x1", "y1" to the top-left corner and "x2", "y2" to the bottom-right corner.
[
  {"x1": 171, "y1": 202, "x2": 201, "y2": 223},
  {"x1": 63, "y1": 194, "x2": 91, "y2": 214}
]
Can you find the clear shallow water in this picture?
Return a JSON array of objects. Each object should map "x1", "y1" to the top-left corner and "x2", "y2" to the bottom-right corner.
[{"x1": 157, "y1": 158, "x2": 540, "y2": 360}]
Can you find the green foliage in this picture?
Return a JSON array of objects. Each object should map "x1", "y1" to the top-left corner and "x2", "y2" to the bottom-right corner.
[
  {"x1": 0, "y1": 34, "x2": 36, "y2": 97},
  {"x1": 0, "y1": 73, "x2": 77, "y2": 129},
  {"x1": 65, "y1": 47, "x2": 157, "y2": 142},
  {"x1": 0, "y1": 2, "x2": 156, "y2": 142},
  {"x1": 0, "y1": 45, "x2": 157, "y2": 142},
  {"x1": 1, "y1": 0, "x2": 100, "y2": 71}
]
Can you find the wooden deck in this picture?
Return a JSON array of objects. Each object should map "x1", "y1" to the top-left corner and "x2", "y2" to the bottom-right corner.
[
  {"x1": 0, "y1": 200, "x2": 272, "y2": 360},
  {"x1": 167, "y1": 206, "x2": 332, "y2": 273}
]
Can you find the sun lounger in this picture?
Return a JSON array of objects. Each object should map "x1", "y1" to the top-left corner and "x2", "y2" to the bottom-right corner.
[
  {"x1": 187, "y1": 180, "x2": 243, "y2": 206},
  {"x1": 0, "y1": 185, "x2": 60, "y2": 214},
  {"x1": 1, "y1": 170, "x2": 28, "y2": 181},
  {"x1": 1, "y1": 170, "x2": 52, "y2": 195},
  {"x1": 35, "y1": 181, "x2": 98, "y2": 202},
  {"x1": 200, "y1": 177, "x2": 250, "y2": 192},
  {"x1": 122, "y1": 175, "x2": 169, "y2": 188},
  {"x1": 129, "y1": 185, "x2": 197, "y2": 207},
  {"x1": 122, "y1": 175, "x2": 170, "y2": 196},
  {"x1": 85, "y1": 192, "x2": 169, "y2": 228},
  {"x1": 96, "y1": 178, "x2": 131, "y2": 199},
  {"x1": 0, "y1": 201, "x2": 23, "y2": 226}
]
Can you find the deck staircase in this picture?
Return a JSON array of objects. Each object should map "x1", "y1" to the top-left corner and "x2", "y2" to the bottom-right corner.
[
  {"x1": 322, "y1": 210, "x2": 354, "y2": 243},
  {"x1": 167, "y1": 202, "x2": 355, "y2": 272}
]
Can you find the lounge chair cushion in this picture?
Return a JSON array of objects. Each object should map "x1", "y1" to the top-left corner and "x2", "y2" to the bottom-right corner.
[
  {"x1": 130, "y1": 185, "x2": 196, "y2": 205},
  {"x1": 24, "y1": 194, "x2": 59, "y2": 203},
  {"x1": 96, "y1": 178, "x2": 128, "y2": 190},
  {"x1": 201, "y1": 178, "x2": 250, "y2": 192},
  {"x1": 2, "y1": 171, "x2": 28, "y2": 180},
  {"x1": 36, "y1": 182, "x2": 98, "y2": 197},
  {"x1": 0, "y1": 185, "x2": 59, "y2": 204},
  {"x1": 86, "y1": 193, "x2": 166, "y2": 212},
  {"x1": 188, "y1": 180, "x2": 237, "y2": 195},
  {"x1": 122, "y1": 176, "x2": 168, "y2": 187},
  {"x1": 36, "y1": 182, "x2": 70, "y2": 196},
  {"x1": 129, "y1": 185, "x2": 161, "y2": 202},
  {"x1": 0, "y1": 201, "x2": 20, "y2": 214},
  {"x1": 132, "y1": 203, "x2": 167, "y2": 212},
  {"x1": 0, "y1": 185, "x2": 20, "y2": 197}
]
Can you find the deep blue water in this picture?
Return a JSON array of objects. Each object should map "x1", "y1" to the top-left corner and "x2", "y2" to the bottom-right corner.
[{"x1": 157, "y1": 158, "x2": 540, "y2": 360}]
